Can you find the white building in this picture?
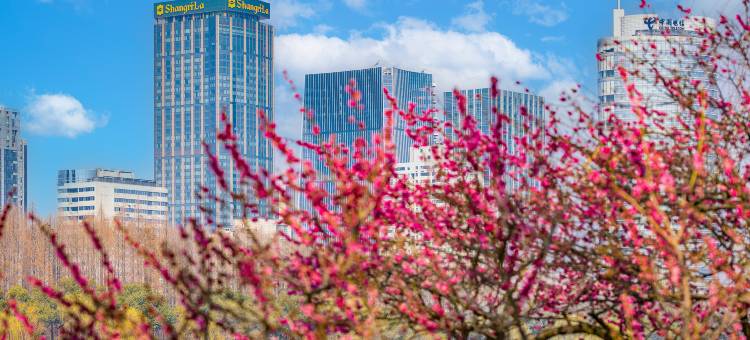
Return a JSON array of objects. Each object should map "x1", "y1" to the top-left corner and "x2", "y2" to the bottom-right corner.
[
  {"x1": 598, "y1": 5, "x2": 717, "y2": 125},
  {"x1": 395, "y1": 145, "x2": 485, "y2": 188},
  {"x1": 57, "y1": 169, "x2": 168, "y2": 223},
  {"x1": 395, "y1": 146, "x2": 439, "y2": 186}
]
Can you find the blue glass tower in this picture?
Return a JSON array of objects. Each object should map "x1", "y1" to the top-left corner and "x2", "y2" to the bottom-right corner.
[
  {"x1": 302, "y1": 67, "x2": 433, "y2": 208},
  {"x1": 303, "y1": 67, "x2": 433, "y2": 169},
  {"x1": 0, "y1": 107, "x2": 26, "y2": 212},
  {"x1": 444, "y1": 89, "x2": 545, "y2": 138},
  {"x1": 154, "y1": 0, "x2": 273, "y2": 226},
  {"x1": 444, "y1": 89, "x2": 545, "y2": 190}
]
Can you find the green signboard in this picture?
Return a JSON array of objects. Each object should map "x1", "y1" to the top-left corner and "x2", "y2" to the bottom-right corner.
[{"x1": 154, "y1": 0, "x2": 270, "y2": 19}]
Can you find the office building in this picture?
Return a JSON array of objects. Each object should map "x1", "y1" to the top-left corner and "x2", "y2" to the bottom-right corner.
[
  {"x1": 301, "y1": 66, "x2": 433, "y2": 211},
  {"x1": 0, "y1": 107, "x2": 27, "y2": 211},
  {"x1": 598, "y1": 5, "x2": 717, "y2": 124},
  {"x1": 443, "y1": 88, "x2": 545, "y2": 190},
  {"x1": 57, "y1": 169, "x2": 168, "y2": 223},
  {"x1": 154, "y1": 0, "x2": 273, "y2": 226},
  {"x1": 444, "y1": 88, "x2": 545, "y2": 138},
  {"x1": 303, "y1": 66, "x2": 434, "y2": 176}
]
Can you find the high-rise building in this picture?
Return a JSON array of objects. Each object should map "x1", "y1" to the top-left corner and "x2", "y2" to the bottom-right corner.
[
  {"x1": 444, "y1": 88, "x2": 545, "y2": 138},
  {"x1": 153, "y1": 0, "x2": 273, "y2": 226},
  {"x1": 443, "y1": 88, "x2": 545, "y2": 190},
  {"x1": 598, "y1": 5, "x2": 717, "y2": 124},
  {"x1": 57, "y1": 169, "x2": 168, "y2": 223},
  {"x1": 303, "y1": 66, "x2": 434, "y2": 167},
  {"x1": 302, "y1": 67, "x2": 433, "y2": 206},
  {"x1": 0, "y1": 107, "x2": 27, "y2": 211}
]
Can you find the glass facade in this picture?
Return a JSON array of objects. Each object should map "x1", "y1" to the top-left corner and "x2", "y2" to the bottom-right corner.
[
  {"x1": 302, "y1": 67, "x2": 433, "y2": 207},
  {"x1": 0, "y1": 107, "x2": 26, "y2": 211},
  {"x1": 598, "y1": 12, "x2": 718, "y2": 125},
  {"x1": 154, "y1": 0, "x2": 273, "y2": 226},
  {"x1": 443, "y1": 88, "x2": 545, "y2": 190}
]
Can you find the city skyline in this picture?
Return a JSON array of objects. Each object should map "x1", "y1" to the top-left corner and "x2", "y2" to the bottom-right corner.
[{"x1": 0, "y1": 0, "x2": 740, "y2": 216}]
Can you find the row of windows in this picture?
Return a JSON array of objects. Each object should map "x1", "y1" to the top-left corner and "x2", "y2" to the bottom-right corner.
[
  {"x1": 118, "y1": 217, "x2": 167, "y2": 223},
  {"x1": 114, "y1": 198, "x2": 168, "y2": 206},
  {"x1": 58, "y1": 196, "x2": 95, "y2": 203},
  {"x1": 114, "y1": 207, "x2": 167, "y2": 216},
  {"x1": 156, "y1": 16, "x2": 274, "y2": 223},
  {"x1": 395, "y1": 165, "x2": 433, "y2": 171},
  {"x1": 114, "y1": 188, "x2": 168, "y2": 198},
  {"x1": 598, "y1": 70, "x2": 616, "y2": 78},
  {"x1": 407, "y1": 172, "x2": 431, "y2": 177},
  {"x1": 60, "y1": 206, "x2": 95, "y2": 212},
  {"x1": 444, "y1": 89, "x2": 546, "y2": 138},
  {"x1": 58, "y1": 187, "x2": 95, "y2": 194},
  {"x1": 303, "y1": 68, "x2": 433, "y2": 166}
]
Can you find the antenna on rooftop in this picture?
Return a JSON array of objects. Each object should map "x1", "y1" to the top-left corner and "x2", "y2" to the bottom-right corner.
[{"x1": 617, "y1": 0, "x2": 621, "y2": 9}]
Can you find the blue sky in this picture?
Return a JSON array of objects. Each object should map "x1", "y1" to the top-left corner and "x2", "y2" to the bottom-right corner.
[{"x1": 0, "y1": 0, "x2": 740, "y2": 216}]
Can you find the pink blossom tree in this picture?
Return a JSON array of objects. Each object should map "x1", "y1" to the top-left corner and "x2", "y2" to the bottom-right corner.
[{"x1": 3, "y1": 1, "x2": 750, "y2": 339}]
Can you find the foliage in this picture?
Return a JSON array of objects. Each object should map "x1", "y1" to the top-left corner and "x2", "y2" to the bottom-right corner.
[
  {"x1": 2, "y1": 1, "x2": 750, "y2": 339},
  {"x1": 117, "y1": 284, "x2": 178, "y2": 331}
]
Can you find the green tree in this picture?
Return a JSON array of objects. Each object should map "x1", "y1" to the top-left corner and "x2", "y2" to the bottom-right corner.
[
  {"x1": 5, "y1": 285, "x2": 29, "y2": 303},
  {"x1": 57, "y1": 278, "x2": 81, "y2": 296},
  {"x1": 117, "y1": 284, "x2": 177, "y2": 331},
  {"x1": 29, "y1": 288, "x2": 62, "y2": 340},
  {"x1": 0, "y1": 289, "x2": 7, "y2": 310}
]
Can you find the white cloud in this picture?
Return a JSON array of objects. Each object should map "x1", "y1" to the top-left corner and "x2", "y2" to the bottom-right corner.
[
  {"x1": 343, "y1": 0, "x2": 366, "y2": 10},
  {"x1": 682, "y1": 0, "x2": 744, "y2": 17},
  {"x1": 535, "y1": 53, "x2": 593, "y2": 134},
  {"x1": 277, "y1": 17, "x2": 549, "y2": 92},
  {"x1": 274, "y1": 85, "x2": 304, "y2": 141},
  {"x1": 313, "y1": 24, "x2": 334, "y2": 35},
  {"x1": 271, "y1": 0, "x2": 317, "y2": 29},
  {"x1": 273, "y1": 84, "x2": 305, "y2": 173},
  {"x1": 538, "y1": 79, "x2": 578, "y2": 103},
  {"x1": 537, "y1": 53, "x2": 583, "y2": 100},
  {"x1": 451, "y1": 0, "x2": 492, "y2": 33},
  {"x1": 273, "y1": 16, "x2": 582, "y2": 162},
  {"x1": 25, "y1": 93, "x2": 106, "y2": 138},
  {"x1": 512, "y1": 0, "x2": 569, "y2": 27}
]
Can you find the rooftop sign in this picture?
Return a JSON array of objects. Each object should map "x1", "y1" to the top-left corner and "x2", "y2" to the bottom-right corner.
[
  {"x1": 643, "y1": 16, "x2": 686, "y2": 33},
  {"x1": 154, "y1": 0, "x2": 270, "y2": 19}
]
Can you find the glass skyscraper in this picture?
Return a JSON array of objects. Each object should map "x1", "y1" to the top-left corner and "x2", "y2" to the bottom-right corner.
[
  {"x1": 154, "y1": 0, "x2": 273, "y2": 226},
  {"x1": 0, "y1": 107, "x2": 27, "y2": 212},
  {"x1": 443, "y1": 88, "x2": 545, "y2": 190},
  {"x1": 598, "y1": 6, "x2": 717, "y2": 125},
  {"x1": 302, "y1": 67, "x2": 433, "y2": 205},
  {"x1": 444, "y1": 88, "x2": 545, "y2": 138}
]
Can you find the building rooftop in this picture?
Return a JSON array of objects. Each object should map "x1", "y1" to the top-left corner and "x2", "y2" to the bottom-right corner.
[
  {"x1": 57, "y1": 169, "x2": 160, "y2": 187},
  {"x1": 611, "y1": 8, "x2": 715, "y2": 39},
  {"x1": 153, "y1": 0, "x2": 270, "y2": 20}
]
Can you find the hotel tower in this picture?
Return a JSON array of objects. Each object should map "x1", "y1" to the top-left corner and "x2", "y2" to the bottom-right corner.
[{"x1": 154, "y1": 0, "x2": 273, "y2": 227}]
